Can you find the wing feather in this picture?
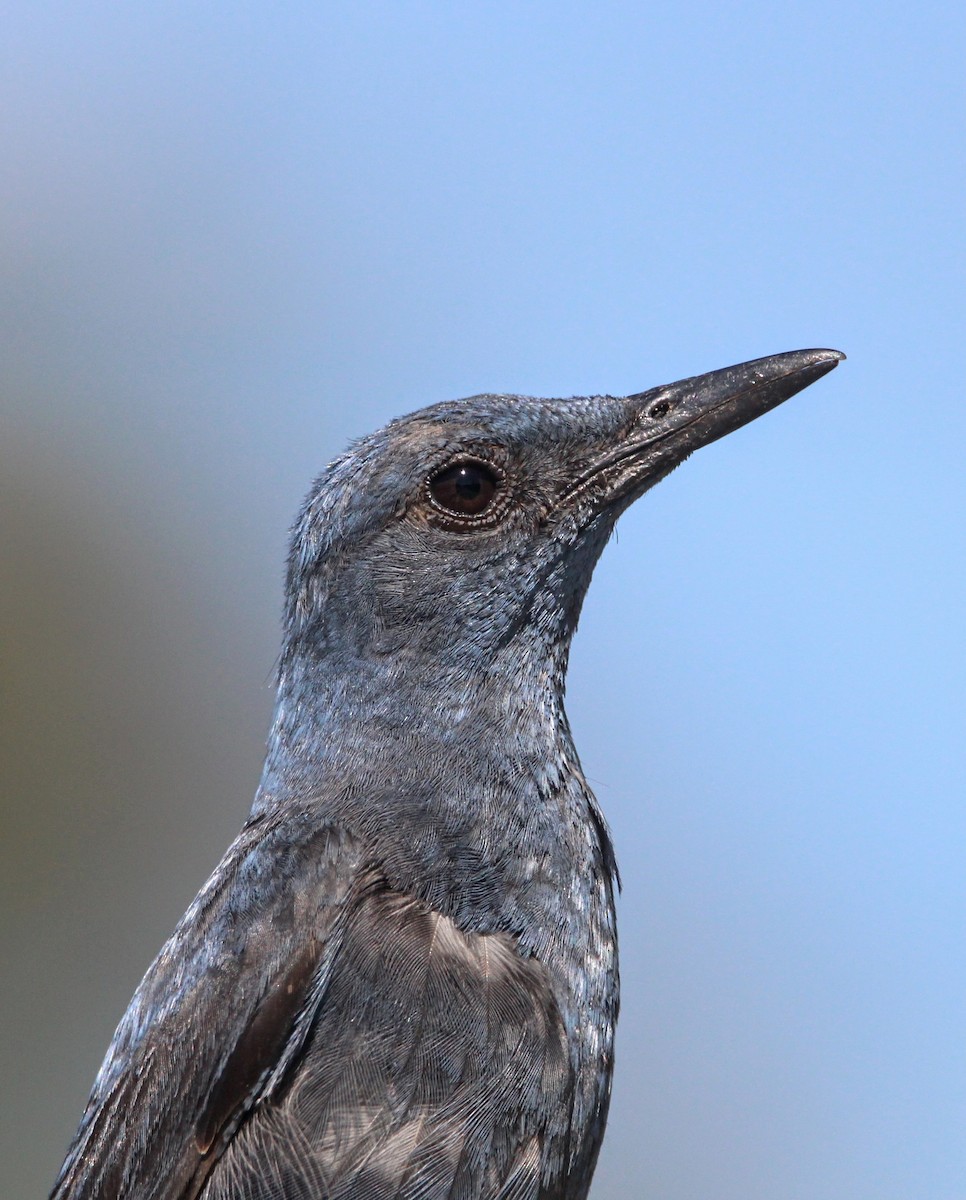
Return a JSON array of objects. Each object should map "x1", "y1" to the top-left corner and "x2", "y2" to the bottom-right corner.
[
  {"x1": 52, "y1": 820, "x2": 577, "y2": 1200},
  {"x1": 51, "y1": 815, "x2": 362, "y2": 1200},
  {"x1": 202, "y1": 886, "x2": 575, "y2": 1200}
]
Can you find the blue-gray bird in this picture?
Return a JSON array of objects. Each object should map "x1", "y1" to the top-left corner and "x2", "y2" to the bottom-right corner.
[{"x1": 52, "y1": 348, "x2": 843, "y2": 1200}]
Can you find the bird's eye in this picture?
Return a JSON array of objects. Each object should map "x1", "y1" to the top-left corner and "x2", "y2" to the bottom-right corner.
[{"x1": 428, "y1": 460, "x2": 500, "y2": 518}]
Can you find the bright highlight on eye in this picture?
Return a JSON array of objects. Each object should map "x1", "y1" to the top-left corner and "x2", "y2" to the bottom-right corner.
[{"x1": 428, "y1": 461, "x2": 499, "y2": 517}]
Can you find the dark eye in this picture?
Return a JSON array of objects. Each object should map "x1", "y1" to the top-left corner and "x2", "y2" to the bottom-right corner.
[{"x1": 428, "y1": 460, "x2": 500, "y2": 517}]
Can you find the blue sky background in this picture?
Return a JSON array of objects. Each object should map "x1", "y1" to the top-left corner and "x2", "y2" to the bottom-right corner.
[{"x1": 2, "y1": 4, "x2": 964, "y2": 1197}]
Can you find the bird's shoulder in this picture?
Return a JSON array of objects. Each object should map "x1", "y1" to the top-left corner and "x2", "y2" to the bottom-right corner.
[
  {"x1": 207, "y1": 880, "x2": 577, "y2": 1200},
  {"x1": 52, "y1": 806, "x2": 578, "y2": 1200},
  {"x1": 51, "y1": 810, "x2": 363, "y2": 1200}
]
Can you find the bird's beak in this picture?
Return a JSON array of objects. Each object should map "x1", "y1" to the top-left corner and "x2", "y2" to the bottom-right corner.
[
  {"x1": 564, "y1": 349, "x2": 845, "y2": 514},
  {"x1": 627, "y1": 347, "x2": 845, "y2": 458}
]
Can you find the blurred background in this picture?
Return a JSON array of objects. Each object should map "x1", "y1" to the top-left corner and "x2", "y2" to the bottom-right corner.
[{"x1": 2, "y1": 3, "x2": 964, "y2": 1197}]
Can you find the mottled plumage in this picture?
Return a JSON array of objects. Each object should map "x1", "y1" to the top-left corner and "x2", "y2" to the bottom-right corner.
[{"x1": 52, "y1": 349, "x2": 843, "y2": 1200}]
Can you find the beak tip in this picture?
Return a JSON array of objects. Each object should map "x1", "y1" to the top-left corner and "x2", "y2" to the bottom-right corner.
[
  {"x1": 793, "y1": 347, "x2": 846, "y2": 387},
  {"x1": 804, "y1": 347, "x2": 846, "y2": 370}
]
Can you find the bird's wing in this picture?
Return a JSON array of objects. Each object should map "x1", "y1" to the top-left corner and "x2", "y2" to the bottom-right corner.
[
  {"x1": 51, "y1": 812, "x2": 364, "y2": 1200},
  {"x1": 202, "y1": 883, "x2": 576, "y2": 1200},
  {"x1": 52, "y1": 813, "x2": 576, "y2": 1200}
]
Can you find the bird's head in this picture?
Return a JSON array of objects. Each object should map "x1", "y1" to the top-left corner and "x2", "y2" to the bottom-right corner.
[{"x1": 282, "y1": 350, "x2": 843, "y2": 691}]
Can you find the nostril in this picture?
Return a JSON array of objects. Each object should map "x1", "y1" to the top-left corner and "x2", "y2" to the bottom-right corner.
[{"x1": 648, "y1": 400, "x2": 671, "y2": 419}]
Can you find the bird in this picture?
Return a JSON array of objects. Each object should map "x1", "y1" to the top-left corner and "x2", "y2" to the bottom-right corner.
[{"x1": 51, "y1": 348, "x2": 844, "y2": 1200}]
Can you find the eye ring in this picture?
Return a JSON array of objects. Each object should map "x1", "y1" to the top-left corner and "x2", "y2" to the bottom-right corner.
[{"x1": 426, "y1": 458, "x2": 504, "y2": 522}]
